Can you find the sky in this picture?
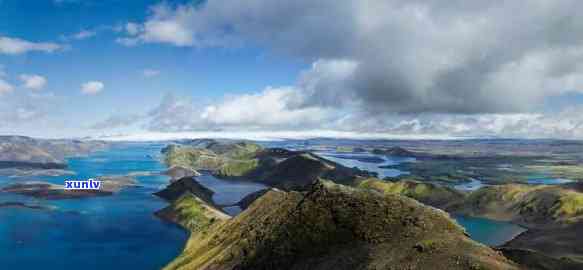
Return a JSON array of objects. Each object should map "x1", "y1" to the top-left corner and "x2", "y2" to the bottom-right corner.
[{"x1": 1, "y1": 0, "x2": 583, "y2": 140}]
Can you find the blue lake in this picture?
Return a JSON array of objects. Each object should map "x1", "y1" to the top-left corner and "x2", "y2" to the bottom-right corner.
[
  {"x1": 196, "y1": 174, "x2": 266, "y2": 216},
  {"x1": 526, "y1": 177, "x2": 574, "y2": 185},
  {"x1": 315, "y1": 151, "x2": 412, "y2": 178},
  {"x1": 0, "y1": 143, "x2": 187, "y2": 270},
  {"x1": 454, "y1": 178, "x2": 486, "y2": 191},
  {"x1": 454, "y1": 215, "x2": 526, "y2": 246}
]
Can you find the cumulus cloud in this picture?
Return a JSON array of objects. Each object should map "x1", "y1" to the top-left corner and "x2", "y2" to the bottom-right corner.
[
  {"x1": 81, "y1": 81, "x2": 104, "y2": 95},
  {"x1": 142, "y1": 69, "x2": 160, "y2": 78},
  {"x1": 140, "y1": 90, "x2": 583, "y2": 139},
  {"x1": 114, "y1": 22, "x2": 144, "y2": 46},
  {"x1": 90, "y1": 113, "x2": 144, "y2": 130},
  {"x1": 19, "y1": 74, "x2": 47, "y2": 90},
  {"x1": 355, "y1": 110, "x2": 583, "y2": 139},
  {"x1": 0, "y1": 79, "x2": 14, "y2": 95},
  {"x1": 146, "y1": 93, "x2": 200, "y2": 131},
  {"x1": 200, "y1": 87, "x2": 333, "y2": 129},
  {"x1": 134, "y1": 53, "x2": 583, "y2": 139},
  {"x1": 104, "y1": 1, "x2": 583, "y2": 139},
  {"x1": 117, "y1": 3, "x2": 237, "y2": 47},
  {"x1": 0, "y1": 36, "x2": 62, "y2": 55},
  {"x1": 124, "y1": 22, "x2": 141, "y2": 35},
  {"x1": 145, "y1": 89, "x2": 334, "y2": 132},
  {"x1": 122, "y1": 0, "x2": 583, "y2": 114}
]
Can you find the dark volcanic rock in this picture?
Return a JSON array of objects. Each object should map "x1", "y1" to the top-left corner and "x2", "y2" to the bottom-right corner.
[
  {"x1": 154, "y1": 176, "x2": 214, "y2": 204},
  {"x1": 235, "y1": 188, "x2": 272, "y2": 210},
  {"x1": 260, "y1": 153, "x2": 333, "y2": 190},
  {"x1": 163, "y1": 166, "x2": 201, "y2": 182},
  {"x1": 257, "y1": 153, "x2": 371, "y2": 191},
  {"x1": 0, "y1": 161, "x2": 66, "y2": 170},
  {"x1": 256, "y1": 148, "x2": 300, "y2": 159},
  {"x1": 0, "y1": 201, "x2": 54, "y2": 211},
  {"x1": 498, "y1": 247, "x2": 583, "y2": 270},
  {"x1": 502, "y1": 222, "x2": 583, "y2": 266}
]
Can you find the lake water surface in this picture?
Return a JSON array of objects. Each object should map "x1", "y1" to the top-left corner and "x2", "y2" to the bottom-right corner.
[
  {"x1": 315, "y1": 151, "x2": 412, "y2": 178},
  {"x1": 0, "y1": 143, "x2": 187, "y2": 270},
  {"x1": 454, "y1": 215, "x2": 526, "y2": 246}
]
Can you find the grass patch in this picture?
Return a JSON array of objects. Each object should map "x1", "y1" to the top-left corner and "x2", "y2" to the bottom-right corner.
[{"x1": 217, "y1": 159, "x2": 260, "y2": 177}]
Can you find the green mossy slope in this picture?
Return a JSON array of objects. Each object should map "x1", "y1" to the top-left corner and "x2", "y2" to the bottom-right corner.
[
  {"x1": 162, "y1": 140, "x2": 263, "y2": 177},
  {"x1": 163, "y1": 141, "x2": 370, "y2": 190},
  {"x1": 358, "y1": 178, "x2": 466, "y2": 209},
  {"x1": 155, "y1": 193, "x2": 230, "y2": 231},
  {"x1": 164, "y1": 180, "x2": 518, "y2": 270},
  {"x1": 163, "y1": 146, "x2": 226, "y2": 171},
  {"x1": 453, "y1": 184, "x2": 583, "y2": 226}
]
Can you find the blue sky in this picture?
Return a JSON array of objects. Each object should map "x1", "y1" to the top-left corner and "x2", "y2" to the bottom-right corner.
[
  {"x1": 1, "y1": 0, "x2": 583, "y2": 140},
  {"x1": 0, "y1": 0, "x2": 305, "y2": 137}
]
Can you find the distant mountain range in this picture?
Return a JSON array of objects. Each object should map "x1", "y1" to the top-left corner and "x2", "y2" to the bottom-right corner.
[{"x1": 0, "y1": 135, "x2": 108, "y2": 169}]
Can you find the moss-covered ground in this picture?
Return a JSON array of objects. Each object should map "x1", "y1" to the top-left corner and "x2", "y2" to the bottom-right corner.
[{"x1": 163, "y1": 180, "x2": 518, "y2": 270}]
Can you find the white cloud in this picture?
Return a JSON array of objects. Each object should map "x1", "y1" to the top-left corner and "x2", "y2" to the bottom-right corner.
[
  {"x1": 0, "y1": 66, "x2": 14, "y2": 95},
  {"x1": 0, "y1": 36, "x2": 61, "y2": 55},
  {"x1": 81, "y1": 81, "x2": 104, "y2": 95},
  {"x1": 146, "y1": 94, "x2": 198, "y2": 131},
  {"x1": 90, "y1": 113, "x2": 143, "y2": 130},
  {"x1": 116, "y1": 4, "x2": 219, "y2": 47},
  {"x1": 141, "y1": 19, "x2": 193, "y2": 46},
  {"x1": 138, "y1": 57, "x2": 583, "y2": 139},
  {"x1": 114, "y1": 23, "x2": 143, "y2": 46},
  {"x1": 200, "y1": 87, "x2": 332, "y2": 128},
  {"x1": 122, "y1": 0, "x2": 583, "y2": 114},
  {"x1": 94, "y1": 130, "x2": 457, "y2": 142},
  {"x1": 103, "y1": 1, "x2": 583, "y2": 139},
  {"x1": 140, "y1": 86, "x2": 583, "y2": 139},
  {"x1": 0, "y1": 79, "x2": 14, "y2": 95},
  {"x1": 142, "y1": 69, "x2": 160, "y2": 78},
  {"x1": 15, "y1": 107, "x2": 37, "y2": 120},
  {"x1": 145, "y1": 87, "x2": 334, "y2": 132},
  {"x1": 0, "y1": 87, "x2": 58, "y2": 128},
  {"x1": 73, "y1": 30, "x2": 96, "y2": 40},
  {"x1": 125, "y1": 22, "x2": 141, "y2": 35},
  {"x1": 19, "y1": 74, "x2": 47, "y2": 90}
]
